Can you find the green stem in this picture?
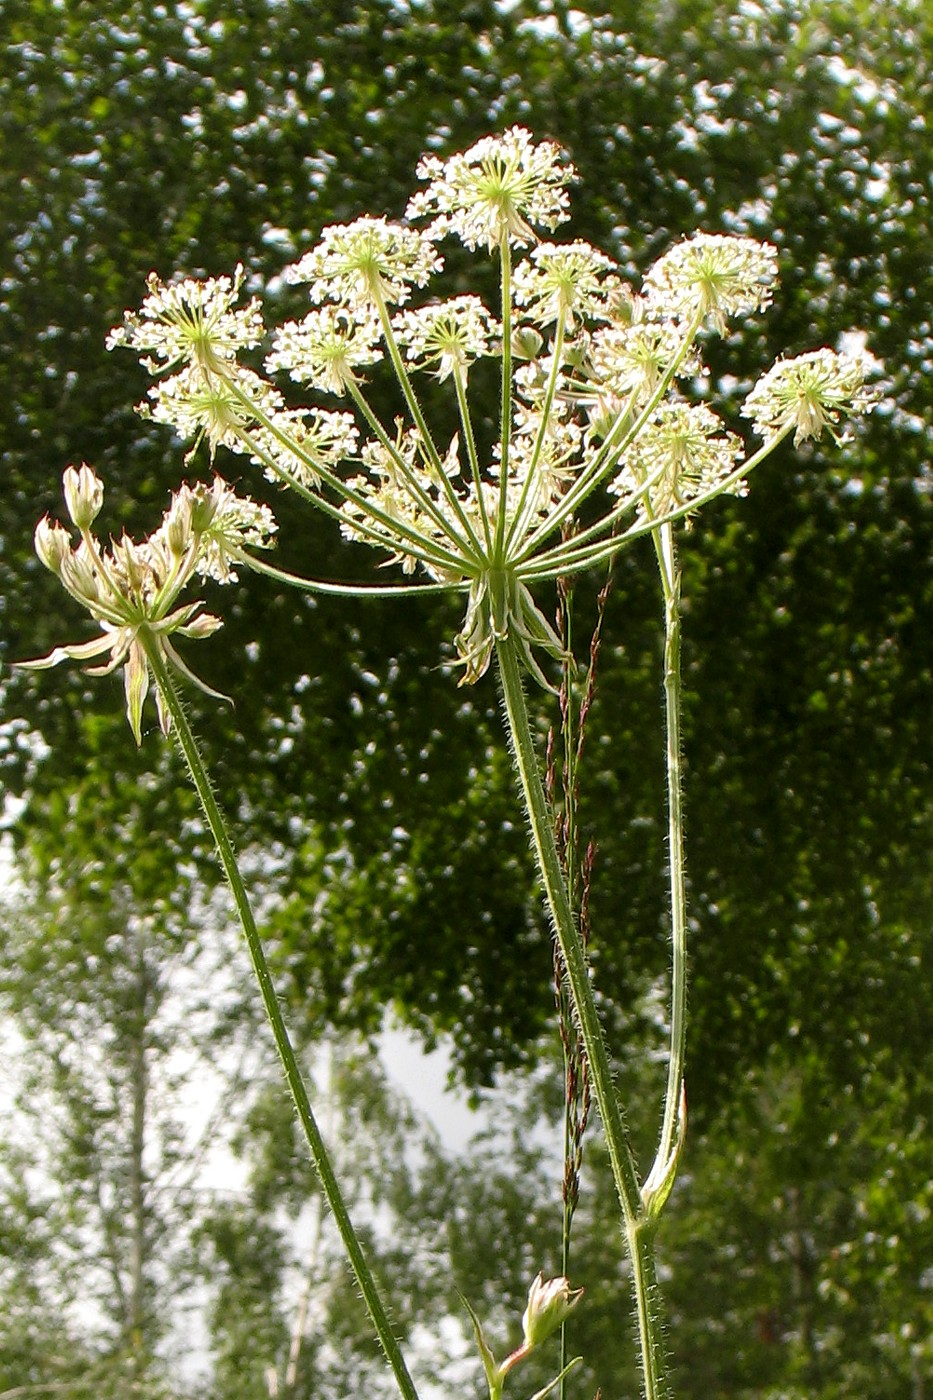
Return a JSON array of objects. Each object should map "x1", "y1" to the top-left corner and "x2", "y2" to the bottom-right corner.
[
  {"x1": 370, "y1": 291, "x2": 486, "y2": 559},
  {"x1": 642, "y1": 522, "x2": 687, "y2": 1209},
  {"x1": 495, "y1": 233, "x2": 514, "y2": 562},
  {"x1": 520, "y1": 421, "x2": 797, "y2": 581},
  {"x1": 494, "y1": 637, "x2": 670, "y2": 1400},
  {"x1": 142, "y1": 639, "x2": 421, "y2": 1400}
]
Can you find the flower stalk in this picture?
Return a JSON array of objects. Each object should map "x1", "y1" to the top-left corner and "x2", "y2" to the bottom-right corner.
[
  {"x1": 141, "y1": 636, "x2": 421, "y2": 1400},
  {"x1": 495, "y1": 635, "x2": 670, "y2": 1400},
  {"x1": 641, "y1": 520, "x2": 688, "y2": 1218}
]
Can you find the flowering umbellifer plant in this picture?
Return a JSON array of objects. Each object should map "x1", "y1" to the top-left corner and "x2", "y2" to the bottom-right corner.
[{"x1": 22, "y1": 128, "x2": 876, "y2": 1400}]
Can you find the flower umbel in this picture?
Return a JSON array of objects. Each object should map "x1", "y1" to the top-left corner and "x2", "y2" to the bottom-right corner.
[
  {"x1": 20, "y1": 468, "x2": 275, "y2": 743},
  {"x1": 103, "y1": 130, "x2": 879, "y2": 688},
  {"x1": 644, "y1": 233, "x2": 779, "y2": 333},
  {"x1": 743, "y1": 348, "x2": 878, "y2": 445},
  {"x1": 392, "y1": 296, "x2": 499, "y2": 381},
  {"x1": 286, "y1": 217, "x2": 442, "y2": 309},
  {"x1": 610, "y1": 402, "x2": 745, "y2": 519},
  {"x1": 106, "y1": 264, "x2": 263, "y2": 374},
  {"x1": 407, "y1": 126, "x2": 575, "y2": 251},
  {"x1": 265, "y1": 306, "x2": 383, "y2": 396},
  {"x1": 512, "y1": 241, "x2": 620, "y2": 330}
]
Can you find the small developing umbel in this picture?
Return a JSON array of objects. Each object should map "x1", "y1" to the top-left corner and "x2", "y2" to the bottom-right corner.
[{"x1": 21, "y1": 466, "x2": 275, "y2": 743}]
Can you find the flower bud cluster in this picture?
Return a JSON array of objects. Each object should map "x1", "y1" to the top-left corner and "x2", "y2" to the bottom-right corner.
[
  {"x1": 23, "y1": 467, "x2": 276, "y2": 743},
  {"x1": 464, "y1": 1271, "x2": 583, "y2": 1400}
]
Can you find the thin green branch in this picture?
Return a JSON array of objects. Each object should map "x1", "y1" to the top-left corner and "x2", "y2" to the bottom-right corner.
[
  {"x1": 513, "y1": 308, "x2": 705, "y2": 563},
  {"x1": 641, "y1": 521, "x2": 687, "y2": 1214},
  {"x1": 223, "y1": 374, "x2": 469, "y2": 576},
  {"x1": 228, "y1": 545, "x2": 468, "y2": 597},
  {"x1": 504, "y1": 316, "x2": 567, "y2": 554},
  {"x1": 371, "y1": 290, "x2": 487, "y2": 558},
  {"x1": 517, "y1": 420, "x2": 796, "y2": 581},
  {"x1": 495, "y1": 233, "x2": 514, "y2": 562},
  {"x1": 142, "y1": 637, "x2": 421, "y2": 1400},
  {"x1": 454, "y1": 365, "x2": 494, "y2": 552}
]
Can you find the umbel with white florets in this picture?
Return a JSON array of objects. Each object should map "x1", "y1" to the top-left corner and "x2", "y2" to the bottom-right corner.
[{"x1": 25, "y1": 126, "x2": 876, "y2": 735}]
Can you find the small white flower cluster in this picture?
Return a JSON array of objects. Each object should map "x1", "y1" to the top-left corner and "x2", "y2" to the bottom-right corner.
[
  {"x1": 286, "y1": 217, "x2": 442, "y2": 309},
  {"x1": 407, "y1": 127, "x2": 574, "y2": 251},
  {"x1": 107, "y1": 265, "x2": 264, "y2": 373},
  {"x1": 742, "y1": 348, "x2": 879, "y2": 445},
  {"x1": 22, "y1": 466, "x2": 276, "y2": 742},
  {"x1": 31, "y1": 127, "x2": 878, "y2": 703},
  {"x1": 392, "y1": 296, "x2": 500, "y2": 382}
]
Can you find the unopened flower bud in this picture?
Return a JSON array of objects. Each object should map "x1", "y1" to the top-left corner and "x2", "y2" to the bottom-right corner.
[
  {"x1": 62, "y1": 464, "x2": 104, "y2": 530},
  {"x1": 112, "y1": 534, "x2": 148, "y2": 592},
  {"x1": 61, "y1": 542, "x2": 103, "y2": 605},
  {"x1": 164, "y1": 490, "x2": 195, "y2": 556},
  {"x1": 189, "y1": 478, "x2": 224, "y2": 534},
  {"x1": 512, "y1": 326, "x2": 544, "y2": 361},
  {"x1": 34, "y1": 517, "x2": 71, "y2": 576},
  {"x1": 521, "y1": 1274, "x2": 583, "y2": 1351}
]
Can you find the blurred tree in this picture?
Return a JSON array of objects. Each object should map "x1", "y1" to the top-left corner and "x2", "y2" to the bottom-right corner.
[{"x1": 0, "y1": 746, "x2": 261, "y2": 1397}]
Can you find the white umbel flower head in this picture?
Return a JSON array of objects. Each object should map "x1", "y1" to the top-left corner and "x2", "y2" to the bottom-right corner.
[
  {"x1": 392, "y1": 295, "x2": 499, "y2": 380},
  {"x1": 143, "y1": 366, "x2": 283, "y2": 460},
  {"x1": 512, "y1": 241, "x2": 620, "y2": 330},
  {"x1": 644, "y1": 234, "x2": 779, "y2": 333},
  {"x1": 407, "y1": 126, "x2": 575, "y2": 251},
  {"x1": 266, "y1": 307, "x2": 383, "y2": 396},
  {"x1": 610, "y1": 402, "x2": 744, "y2": 518},
  {"x1": 285, "y1": 218, "x2": 442, "y2": 308},
  {"x1": 107, "y1": 265, "x2": 264, "y2": 374},
  {"x1": 248, "y1": 408, "x2": 359, "y2": 490},
  {"x1": 743, "y1": 348, "x2": 878, "y2": 445},
  {"x1": 98, "y1": 132, "x2": 879, "y2": 693}
]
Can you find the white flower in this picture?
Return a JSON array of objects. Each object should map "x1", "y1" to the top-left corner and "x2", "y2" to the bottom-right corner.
[
  {"x1": 107, "y1": 264, "x2": 264, "y2": 374},
  {"x1": 249, "y1": 408, "x2": 359, "y2": 489},
  {"x1": 100, "y1": 138, "x2": 862, "y2": 693},
  {"x1": 392, "y1": 296, "x2": 499, "y2": 380},
  {"x1": 644, "y1": 234, "x2": 779, "y2": 333},
  {"x1": 587, "y1": 320, "x2": 702, "y2": 411},
  {"x1": 406, "y1": 126, "x2": 575, "y2": 251},
  {"x1": 286, "y1": 218, "x2": 442, "y2": 308},
  {"x1": 143, "y1": 366, "x2": 283, "y2": 458},
  {"x1": 610, "y1": 402, "x2": 744, "y2": 518},
  {"x1": 266, "y1": 307, "x2": 383, "y2": 396},
  {"x1": 742, "y1": 348, "x2": 878, "y2": 445},
  {"x1": 512, "y1": 241, "x2": 620, "y2": 330},
  {"x1": 189, "y1": 480, "x2": 278, "y2": 583}
]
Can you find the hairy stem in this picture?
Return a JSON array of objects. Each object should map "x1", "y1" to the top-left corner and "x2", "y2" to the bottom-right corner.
[
  {"x1": 495, "y1": 636, "x2": 670, "y2": 1400},
  {"x1": 142, "y1": 638, "x2": 420, "y2": 1400},
  {"x1": 645, "y1": 522, "x2": 688, "y2": 1196}
]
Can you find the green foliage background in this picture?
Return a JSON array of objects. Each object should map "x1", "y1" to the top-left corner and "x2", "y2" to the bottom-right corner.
[{"x1": 1, "y1": 1, "x2": 931, "y2": 1396}]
